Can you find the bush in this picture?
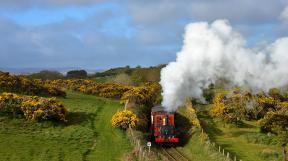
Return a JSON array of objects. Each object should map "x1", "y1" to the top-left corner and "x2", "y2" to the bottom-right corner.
[
  {"x1": 209, "y1": 91, "x2": 241, "y2": 123},
  {"x1": 185, "y1": 99, "x2": 200, "y2": 127},
  {"x1": 111, "y1": 110, "x2": 138, "y2": 129},
  {"x1": 0, "y1": 92, "x2": 22, "y2": 116},
  {"x1": 66, "y1": 70, "x2": 87, "y2": 79},
  {"x1": 202, "y1": 84, "x2": 215, "y2": 103},
  {"x1": 258, "y1": 110, "x2": 288, "y2": 135},
  {"x1": 241, "y1": 132, "x2": 278, "y2": 145},
  {"x1": 0, "y1": 92, "x2": 68, "y2": 122},
  {"x1": 259, "y1": 149, "x2": 280, "y2": 160},
  {"x1": 0, "y1": 72, "x2": 66, "y2": 97},
  {"x1": 27, "y1": 70, "x2": 64, "y2": 80},
  {"x1": 111, "y1": 73, "x2": 133, "y2": 85}
]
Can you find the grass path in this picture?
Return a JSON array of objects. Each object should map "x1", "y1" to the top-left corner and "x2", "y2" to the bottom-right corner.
[{"x1": 0, "y1": 92, "x2": 131, "y2": 161}]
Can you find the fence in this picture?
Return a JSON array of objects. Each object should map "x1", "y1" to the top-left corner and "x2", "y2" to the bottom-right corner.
[
  {"x1": 127, "y1": 126, "x2": 163, "y2": 161},
  {"x1": 185, "y1": 101, "x2": 243, "y2": 161},
  {"x1": 199, "y1": 127, "x2": 242, "y2": 161}
]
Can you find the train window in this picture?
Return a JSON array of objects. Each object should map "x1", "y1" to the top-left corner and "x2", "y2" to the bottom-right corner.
[
  {"x1": 163, "y1": 116, "x2": 169, "y2": 125},
  {"x1": 157, "y1": 116, "x2": 162, "y2": 126}
]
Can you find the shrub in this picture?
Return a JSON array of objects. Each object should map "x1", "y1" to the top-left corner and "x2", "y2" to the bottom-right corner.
[
  {"x1": 66, "y1": 70, "x2": 87, "y2": 79},
  {"x1": 259, "y1": 149, "x2": 280, "y2": 160},
  {"x1": 0, "y1": 92, "x2": 68, "y2": 122},
  {"x1": 258, "y1": 110, "x2": 288, "y2": 135},
  {"x1": 0, "y1": 92, "x2": 22, "y2": 116},
  {"x1": 111, "y1": 73, "x2": 133, "y2": 85},
  {"x1": 209, "y1": 89, "x2": 250, "y2": 124},
  {"x1": 185, "y1": 99, "x2": 200, "y2": 127},
  {"x1": 27, "y1": 70, "x2": 64, "y2": 80},
  {"x1": 0, "y1": 72, "x2": 66, "y2": 97},
  {"x1": 241, "y1": 132, "x2": 278, "y2": 145},
  {"x1": 111, "y1": 110, "x2": 138, "y2": 129}
]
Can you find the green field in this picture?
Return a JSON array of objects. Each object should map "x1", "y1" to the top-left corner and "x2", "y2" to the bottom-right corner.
[{"x1": 0, "y1": 92, "x2": 131, "y2": 161}]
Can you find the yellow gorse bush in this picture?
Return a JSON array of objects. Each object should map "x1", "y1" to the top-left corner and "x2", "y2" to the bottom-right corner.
[
  {"x1": 209, "y1": 88, "x2": 288, "y2": 126},
  {"x1": 43, "y1": 79, "x2": 161, "y2": 107},
  {"x1": 0, "y1": 92, "x2": 68, "y2": 122},
  {"x1": 0, "y1": 72, "x2": 66, "y2": 97},
  {"x1": 209, "y1": 91, "x2": 227, "y2": 118},
  {"x1": 111, "y1": 110, "x2": 138, "y2": 129},
  {"x1": 185, "y1": 99, "x2": 200, "y2": 127},
  {"x1": 209, "y1": 90, "x2": 249, "y2": 123}
]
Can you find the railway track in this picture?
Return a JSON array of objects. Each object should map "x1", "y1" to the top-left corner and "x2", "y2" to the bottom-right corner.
[{"x1": 161, "y1": 147, "x2": 190, "y2": 161}]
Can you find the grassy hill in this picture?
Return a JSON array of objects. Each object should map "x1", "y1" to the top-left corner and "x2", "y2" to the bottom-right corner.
[
  {"x1": 92, "y1": 65, "x2": 165, "y2": 84},
  {"x1": 0, "y1": 92, "x2": 131, "y2": 161}
]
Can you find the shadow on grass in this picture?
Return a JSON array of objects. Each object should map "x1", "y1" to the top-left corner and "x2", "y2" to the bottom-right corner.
[
  {"x1": 236, "y1": 121, "x2": 257, "y2": 128},
  {"x1": 197, "y1": 110, "x2": 245, "y2": 161},
  {"x1": 66, "y1": 112, "x2": 96, "y2": 126},
  {"x1": 175, "y1": 112, "x2": 193, "y2": 147},
  {"x1": 197, "y1": 111, "x2": 223, "y2": 139}
]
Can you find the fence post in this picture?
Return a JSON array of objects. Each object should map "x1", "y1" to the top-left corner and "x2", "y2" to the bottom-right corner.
[
  {"x1": 139, "y1": 147, "x2": 142, "y2": 160},
  {"x1": 138, "y1": 140, "x2": 140, "y2": 148},
  {"x1": 219, "y1": 146, "x2": 221, "y2": 152},
  {"x1": 234, "y1": 156, "x2": 236, "y2": 161},
  {"x1": 227, "y1": 152, "x2": 229, "y2": 158},
  {"x1": 223, "y1": 149, "x2": 225, "y2": 156},
  {"x1": 143, "y1": 150, "x2": 145, "y2": 160}
]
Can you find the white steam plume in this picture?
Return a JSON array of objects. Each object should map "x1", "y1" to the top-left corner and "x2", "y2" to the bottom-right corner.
[{"x1": 160, "y1": 19, "x2": 288, "y2": 112}]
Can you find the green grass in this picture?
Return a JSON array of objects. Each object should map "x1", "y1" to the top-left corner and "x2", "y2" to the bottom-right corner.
[
  {"x1": 176, "y1": 132, "x2": 231, "y2": 161},
  {"x1": 0, "y1": 92, "x2": 131, "y2": 161},
  {"x1": 196, "y1": 105, "x2": 282, "y2": 161}
]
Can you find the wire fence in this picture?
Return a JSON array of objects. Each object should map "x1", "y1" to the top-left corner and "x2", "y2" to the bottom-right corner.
[
  {"x1": 126, "y1": 126, "x2": 163, "y2": 161},
  {"x1": 185, "y1": 102, "x2": 243, "y2": 161}
]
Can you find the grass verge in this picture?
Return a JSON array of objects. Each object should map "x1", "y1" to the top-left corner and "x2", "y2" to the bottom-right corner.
[{"x1": 0, "y1": 91, "x2": 131, "y2": 161}]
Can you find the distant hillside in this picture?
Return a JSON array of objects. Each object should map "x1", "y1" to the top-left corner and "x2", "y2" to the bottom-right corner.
[
  {"x1": 92, "y1": 64, "x2": 166, "y2": 84},
  {"x1": 0, "y1": 67, "x2": 103, "y2": 75}
]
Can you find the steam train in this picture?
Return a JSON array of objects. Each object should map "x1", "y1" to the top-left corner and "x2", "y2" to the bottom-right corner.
[{"x1": 151, "y1": 106, "x2": 179, "y2": 143}]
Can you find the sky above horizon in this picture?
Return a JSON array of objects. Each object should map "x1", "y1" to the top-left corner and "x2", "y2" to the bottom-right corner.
[{"x1": 1, "y1": 0, "x2": 288, "y2": 70}]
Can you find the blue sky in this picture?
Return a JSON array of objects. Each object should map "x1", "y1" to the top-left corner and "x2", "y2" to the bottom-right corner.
[{"x1": 0, "y1": 0, "x2": 287, "y2": 71}]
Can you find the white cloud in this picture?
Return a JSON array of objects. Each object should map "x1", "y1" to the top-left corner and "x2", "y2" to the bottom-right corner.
[
  {"x1": 127, "y1": 0, "x2": 284, "y2": 25},
  {"x1": 280, "y1": 6, "x2": 288, "y2": 23}
]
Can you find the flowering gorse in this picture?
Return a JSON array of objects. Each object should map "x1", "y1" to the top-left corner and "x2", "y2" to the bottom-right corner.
[
  {"x1": 0, "y1": 92, "x2": 68, "y2": 122},
  {"x1": 111, "y1": 110, "x2": 138, "y2": 129}
]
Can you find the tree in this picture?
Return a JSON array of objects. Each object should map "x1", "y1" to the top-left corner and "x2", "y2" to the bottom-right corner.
[
  {"x1": 66, "y1": 70, "x2": 87, "y2": 79},
  {"x1": 258, "y1": 104, "x2": 288, "y2": 161},
  {"x1": 203, "y1": 83, "x2": 215, "y2": 103},
  {"x1": 268, "y1": 88, "x2": 284, "y2": 101},
  {"x1": 111, "y1": 73, "x2": 133, "y2": 85},
  {"x1": 28, "y1": 70, "x2": 64, "y2": 80}
]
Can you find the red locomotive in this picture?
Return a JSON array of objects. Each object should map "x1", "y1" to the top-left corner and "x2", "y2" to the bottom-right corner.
[{"x1": 151, "y1": 106, "x2": 179, "y2": 143}]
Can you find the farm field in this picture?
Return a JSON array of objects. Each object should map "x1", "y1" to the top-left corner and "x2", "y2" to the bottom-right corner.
[
  {"x1": 0, "y1": 92, "x2": 131, "y2": 161},
  {"x1": 197, "y1": 105, "x2": 282, "y2": 161}
]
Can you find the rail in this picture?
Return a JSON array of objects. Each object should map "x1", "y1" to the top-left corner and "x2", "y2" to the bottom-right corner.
[{"x1": 161, "y1": 147, "x2": 189, "y2": 161}]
